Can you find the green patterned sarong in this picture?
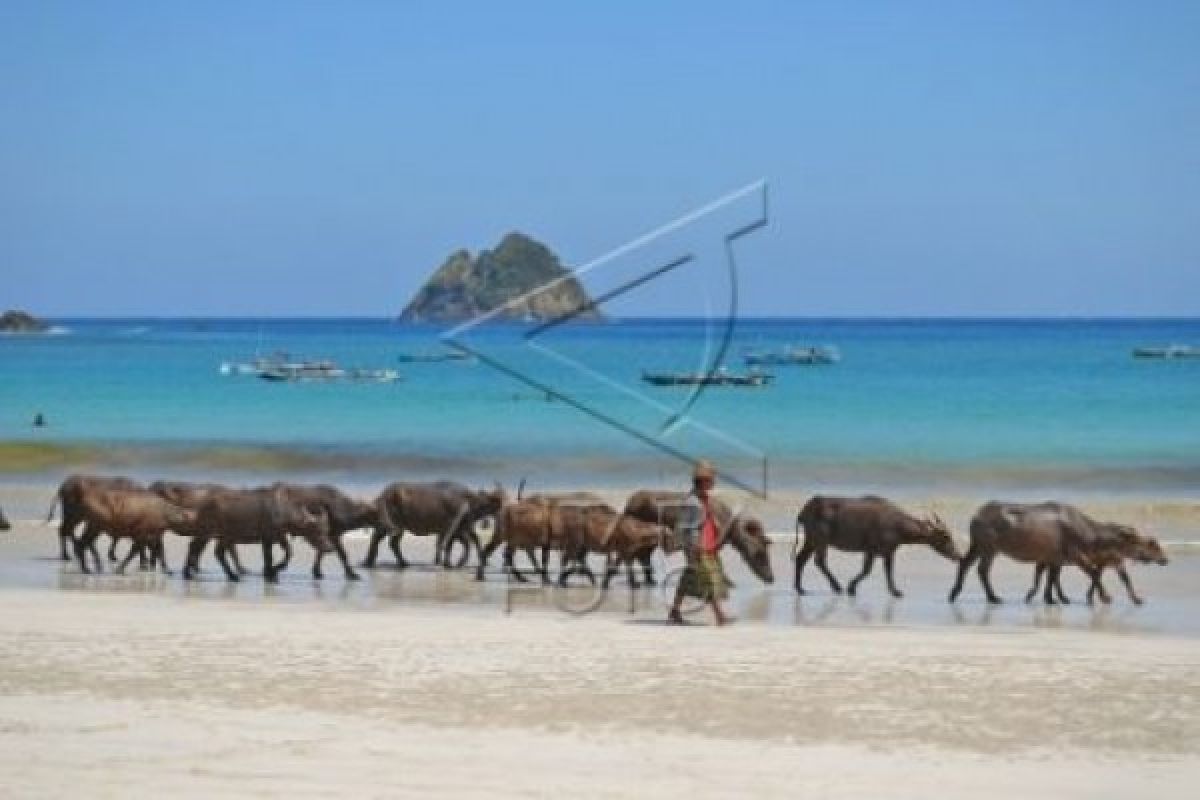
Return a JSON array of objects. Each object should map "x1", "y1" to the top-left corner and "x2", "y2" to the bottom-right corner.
[{"x1": 679, "y1": 551, "x2": 728, "y2": 601}]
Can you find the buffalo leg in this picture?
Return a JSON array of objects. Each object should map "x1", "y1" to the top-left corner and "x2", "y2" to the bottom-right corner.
[
  {"x1": 637, "y1": 552, "x2": 656, "y2": 586},
  {"x1": 794, "y1": 540, "x2": 816, "y2": 595},
  {"x1": 58, "y1": 513, "x2": 78, "y2": 561},
  {"x1": 847, "y1": 553, "x2": 875, "y2": 597},
  {"x1": 362, "y1": 527, "x2": 388, "y2": 568},
  {"x1": 1055, "y1": 577, "x2": 1070, "y2": 604},
  {"x1": 274, "y1": 537, "x2": 292, "y2": 573},
  {"x1": 388, "y1": 531, "x2": 409, "y2": 569},
  {"x1": 1086, "y1": 568, "x2": 1113, "y2": 605},
  {"x1": 230, "y1": 544, "x2": 249, "y2": 575},
  {"x1": 476, "y1": 536, "x2": 503, "y2": 581},
  {"x1": 215, "y1": 542, "x2": 240, "y2": 582},
  {"x1": 329, "y1": 534, "x2": 359, "y2": 581},
  {"x1": 574, "y1": 552, "x2": 597, "y2": 586},
  {"x1": 1051, "y1": 569, "x2": 1070, "y2": 604},
  {"x1": 1116, "y1": 565, "x2": 1142, "y2": 605},
  {"x1": 882, "y1": 550, "x2": 903, "y2": 598},
  {"x1": 155, "y1": 539, "x2": 172, "y2": 575},
  {"x1": 107, "y1": 535, "x2": 121, "y2": 563},
  {"x1": 1043, "y1": 565, "x2": 1061, "y2": 604},
  {"x1": 557, "y1": 550, "x2": 576, "y2": 587},
  {"x1": 1025, "y1": 563, "x2": 1045, "y2": 604},
  {"x1": 977, "y1": 552, "x2": 1002, "y2": 604},
  {"x1": 948, "y1": 541, "x2": 981, "y2": 602},
  {"x1": 539, "y1": 545, "x2": 552, "y2": 584},
  {"x1": 116, "y1": 539, "x2": 139, "y2": 575},
  {"x1": 814, "y1": 546, "x2": 842, "y2": 594},
  {"x1": 601, "y1": 554, "x2": 619, "y2": 589},
  {"x1": 262, "y1": 540, "x2": 278, "y2": 583},
  {"x1": 505, "y1": 545, "x2": 529, "y2": 583},
  {"x1": 433, "y1": 528, "x2": 450, "y2": 568},
  {"x1": 183, "y1": 537, "x2": 209, "y2": 579},
  {"x1": 457, "y1": 530, "x2": 482, "y2": 569},
  {"x1": 75, "y1": 525, "x2": 104, "y2": 574}
]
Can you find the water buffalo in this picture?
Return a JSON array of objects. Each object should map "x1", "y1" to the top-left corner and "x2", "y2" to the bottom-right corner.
[
  {"x1": 1025, "y1": 525, "x2": 1168, "y2": 605},
  {"x1": 152, "y1": 481, "x2": 256, "y2": 577},
  {"x1": 948, "y1": 501, "x2": 1133, "y2": 605},
  {"x1": 190, "y1": 486, "x2": 332, "y2": 583},
  {"x1": 365, "y1": 481, "x2": 506, "y2": 569},
  {"x1": 599, "y1": 512, "x2": 675, "y2": 589},
  {"x1": 0, "y1": 505, "x2": 10, "y2": 531},
  {"x1": 795, "y1": 495, "x2": 961, "y2": 597},
  {"x1": 72, "y1": 487, "x2": 198, "y2": 575},
  {"x1": 475, "y1": 498, "x2": 565, "y2": 583},
  {"x1": 622, "y1": 490, "x2": 773, "y2": 585},
  {"x1": 271, "y1": 483, "x2": 376, "y2": 580},
  {"x1": 521, "y1": 493, "x2": 614, "y2": 585},
  {"x1": 46, "y1": 474, "x2": 142, "y2": 563}
]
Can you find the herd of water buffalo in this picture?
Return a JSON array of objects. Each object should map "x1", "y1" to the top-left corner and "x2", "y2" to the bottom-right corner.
[{"x1": 7, "y1": 474, "x2": 1171, "y2": 605}]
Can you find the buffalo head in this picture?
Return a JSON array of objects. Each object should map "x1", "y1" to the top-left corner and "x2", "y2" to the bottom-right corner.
[
  {"x1": 922, "y1": 513, "x2": 962, "y2": 562},
  {"x1": 166, "y1": 506, "x2": 200, "y2": 537},
  {"x1": 728, "y1": 515, "x2": 773, "y2": 584},
  {"x1": 1114, "y1": 525, "x2": 1168, "y2": 566},
  {"x1": 293, "y1": 504, "x2": 334, "y2": 553}
]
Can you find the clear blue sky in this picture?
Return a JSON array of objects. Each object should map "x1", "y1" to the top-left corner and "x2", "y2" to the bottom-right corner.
[{"x1": 2, "y1": 1, "x2": 1198, "y2": 316}]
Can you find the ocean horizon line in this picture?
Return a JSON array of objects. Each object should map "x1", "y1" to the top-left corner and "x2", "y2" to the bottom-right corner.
[{"x1": 16, "y1": 314, "x2": 1200, "y2": 323}]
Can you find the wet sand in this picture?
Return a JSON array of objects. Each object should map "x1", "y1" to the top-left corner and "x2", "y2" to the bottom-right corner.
[{"x1": 2, "y1": 514, "x2": 1200, "y2": 797}]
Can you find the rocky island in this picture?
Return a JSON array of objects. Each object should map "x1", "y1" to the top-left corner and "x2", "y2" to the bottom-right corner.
[
  {"x1": 399, "y1": 232, "x2": 603, "y2": 323},
  {"x1": 0, "y1": 310, "x2": 49, "y2": 333}
]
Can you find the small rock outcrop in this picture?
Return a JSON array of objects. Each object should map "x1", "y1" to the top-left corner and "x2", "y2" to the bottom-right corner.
[
  {"x1": 0, "y1": 310, "x2": 49, "y2": 333},
  {"x1": 399, "y1": 233, "x2": 602, "y2": 323}
]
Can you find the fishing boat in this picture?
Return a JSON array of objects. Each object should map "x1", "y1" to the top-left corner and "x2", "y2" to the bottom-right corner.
[
  {"x1": 743, "y1": 344, "x2": 839, "y2": 366},
  {"x1": 256, "y1": 360, "x2": 344, "y2": 382},
  {"x1": 222, "y1": 354, "x2": 400, "y2": 383},
  {"x1": 396, "y1": 350, "x2": 473, "y2": 363},
  {"x1": 641, "y1": 367, "x2": 773, "y2": 387},
  {"x1": 1132, "y1": 345, "x2": 1200, "y2": 359}
]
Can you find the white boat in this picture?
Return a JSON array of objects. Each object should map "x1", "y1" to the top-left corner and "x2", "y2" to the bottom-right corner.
[{"x1": 1132, "y1": 345, "x2": 1200, "y2": 359}]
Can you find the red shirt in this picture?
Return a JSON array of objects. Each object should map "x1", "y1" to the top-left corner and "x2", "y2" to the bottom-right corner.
[{"x1": 700, "y1": 496, "x2": 719, "y2": 553}]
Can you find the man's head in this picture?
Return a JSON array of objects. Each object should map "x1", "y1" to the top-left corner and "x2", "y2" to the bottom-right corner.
[{"x1": 692, "y1": 460, "x2": 715, "y2": 496}]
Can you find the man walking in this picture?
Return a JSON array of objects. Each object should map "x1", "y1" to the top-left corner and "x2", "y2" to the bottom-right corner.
[{"x1": 668, "y1": 460, "x2": 731, "y2": 626}]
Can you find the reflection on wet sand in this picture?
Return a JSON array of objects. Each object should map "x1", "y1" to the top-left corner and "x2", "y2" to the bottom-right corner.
[{"x1": 3, "y1": 524, "x2": 1198, "y2": 637}]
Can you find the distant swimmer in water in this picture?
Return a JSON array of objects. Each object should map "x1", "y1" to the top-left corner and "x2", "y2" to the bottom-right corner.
[{"x1": 33, "y1": 412, "x2": 46, "y2": 428}]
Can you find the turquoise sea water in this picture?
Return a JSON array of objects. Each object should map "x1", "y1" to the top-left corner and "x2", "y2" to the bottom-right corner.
[{"x1": 2, "y1": 318, "x2": 1199, "y2": 492}]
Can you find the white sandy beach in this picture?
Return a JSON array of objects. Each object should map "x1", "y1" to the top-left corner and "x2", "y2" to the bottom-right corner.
[{"x1": 2, "y1": 504, "x2": 1200, "y2": 798}]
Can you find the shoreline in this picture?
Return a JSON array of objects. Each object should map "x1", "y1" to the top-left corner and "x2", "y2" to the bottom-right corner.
[{"x1": 4, "y1": 438, "x2": 1200, "y2": 495}]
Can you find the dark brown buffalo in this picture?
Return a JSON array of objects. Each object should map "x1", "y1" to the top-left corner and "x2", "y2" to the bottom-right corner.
[
  {"x1": 599, "y1": 512, "x2": 675, "y2": 589},
  {"x1": 1025, "y1": 526, "x2": 1168, "y2": 605},
  {"x1": 271, "y1": 483, "x2": 376, "y2": 580},
  {"x1": 948, "y1": 501, "x2": 1135, "y2": 605},
  {"x1": 46, "y1": 474, "x2": 142, "y2": 563},
  {"x1": 795, "y1": 496, "x2": 960, "y2": 597},
  {"x1": 73, "y1": 487, "x2": 198, "y2": 575},
  {"x1": 191, "y1": 486, "x2": 332, "y2": 583},
  {"x1": 475, "y1": 498, "x2": 566, "y2": 583},
  {"x1": 524, "y1": 493, "x2": 614, "y2": 585},
  {"x1": 0, "y1": 505, "x2": 10, "y2": 531},
  {"x1": 365, "y1": 481, "x2": 506, "y2": 569},
  {"x1": 535, "y1": 495, "x2": 676, "y2": 589},
  {"x1": 152, "y1": 481, "x2": 254, "y2": 578},
  {"x1": 622, "y1": 490, "x2": 774, "y2": 585}
]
